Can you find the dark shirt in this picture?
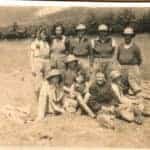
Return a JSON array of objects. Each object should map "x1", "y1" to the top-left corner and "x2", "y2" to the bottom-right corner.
[
  {"x1": 117, "y1": 43, "x2": 142, "y2": 65},
  {"x1": 92, "y1": 37, "x2": 115, "y2": 59},
  {"x1": 88, "y1": 81, "x2": 115, "y2": 112},
  {"x1": 70, "y1": 37, "x2": 91, "y2": 57},
  {"x1": 89, "y1": 82, "x2": 114, "y2": 103}
]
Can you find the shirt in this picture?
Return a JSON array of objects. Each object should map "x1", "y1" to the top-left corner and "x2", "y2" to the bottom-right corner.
[
  {"x1": 117, "y1": 42, "x2": 142, "y2": 65},
  {"x1": 31, "y1": 39, "x2": 50, "y2": 58},
  {"x1": 91, "y1": 37, "x2": 116, "y2": 59},
  {"x1": 70, "y1": 37, "x2": 91, "y2": 56},
  {"x1": 64, "y1": 65, "x2": 86, "y2": 87},
  {"x1": 50, "y1": 35, "x2": 69, "y2": 55},
  {"x1": 39, "y1": 81, "x2": 64, "y2": 113},
  {"x1": 89, "y1": 81, "x2": 115, "y2": 103}
]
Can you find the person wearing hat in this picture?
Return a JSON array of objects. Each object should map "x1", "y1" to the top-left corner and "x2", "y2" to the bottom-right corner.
[
  {"x1": 30, "y1": 29, "x2": 51, "y2": 98},
  {"x1": 50, "y1": 23, "x2": 70, "y2": 71},
  {"x1": 37, "y1": 69, "x2": 65, "y2": 120},
  {"x1": 110, "y1": 70, "x2": 144, "y2": 125},
  {"x1": 69, "y1": 24, "x2": 92, "y2": 71},
  {"x1": 90, "y1": 24, "x2": 117, "y2": 79},
  {"x1": 64, "y1": 54, "x2": 87, "y2": 87},
  {"x1": 117, "y1": 26, "x2": 143, "y2": 96}
]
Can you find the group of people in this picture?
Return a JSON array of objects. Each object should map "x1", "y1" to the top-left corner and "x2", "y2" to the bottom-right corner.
[{"x1": 30, "y1": 23, "x2": 144, "y2": 128}]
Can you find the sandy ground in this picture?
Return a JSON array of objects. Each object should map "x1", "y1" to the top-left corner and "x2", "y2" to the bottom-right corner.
[{"x1": 0, "y1": 38, "x2": 149, "y2": 148}]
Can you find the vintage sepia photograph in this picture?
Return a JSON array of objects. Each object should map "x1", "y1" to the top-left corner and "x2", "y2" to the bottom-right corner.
[{"x1": 0, "y1": 2, "x2": 149, "y2": 148}]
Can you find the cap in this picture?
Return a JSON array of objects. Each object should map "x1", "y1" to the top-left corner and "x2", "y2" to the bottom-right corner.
[
  {"x1": 110, "y1": 70, "x2": 121, "y2": 80},
  {"x1": 123, "y1": 27, "x2": 134, "y2": 35},
  {"x1": 76, "y1": 24, "x2": 86, "y2": 30},
  {"x1": 98, "y1": 24, "x2": 108, "y2": 31},
  {"x1": 45, "y1": 69, "x2": 61, "y2": 80},
  {"x1": 65, "y1": 55, "x2": 78, "y2": 63}
]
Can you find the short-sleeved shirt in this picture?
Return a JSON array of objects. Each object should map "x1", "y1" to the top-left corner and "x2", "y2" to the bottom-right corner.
[
  {"x1": 117, "y1": 42, "x2": 142, "y2": 65},
  {"x1": 70, "y1": 37, "x2": 91, "y2": 56},
  {"x1": 31, "y1": 39, "x2": 50, "y2": 58},
  {"x1": 91, "y1": 37, "x2": 116, "y2": 58}
]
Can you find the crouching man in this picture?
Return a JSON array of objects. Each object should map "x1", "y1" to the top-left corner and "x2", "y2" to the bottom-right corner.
[
  {"x1": 110, "y1": 70, "x2": 144, "y2": 125},
  {"x1": 88, "y1": 72, "x2": 118, "y2": 129},
  {"x1": 36, "y1": 69, "x2": 65, "y2": 121}
]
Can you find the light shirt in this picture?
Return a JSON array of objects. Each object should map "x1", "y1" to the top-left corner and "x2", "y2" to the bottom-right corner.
[{"x1": 31, "y1": 39, "x2": 50, "y2": 58}]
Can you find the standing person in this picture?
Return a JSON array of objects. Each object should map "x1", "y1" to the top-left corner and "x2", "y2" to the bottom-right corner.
[
  {"x1": 64, "y1": 54, "x2": 87, "y2": 87},
  {"x1": 30, "y1": 29, "x2": 51, "y2": 98},
  {"x1": 50, "y1": 24, "x2": 70, "y2": 71},
  {"x1": 70, "y1": 24, "x2": 92, "y2": 71},
  {"x1": 91, "y1": 24, "x2": 117, "y2": 79},
  {"x1": 37, "y1": 69, "x2": 65, "y2": 121},
  {"x1": 117, "y1": 27, "x2": 143, "y2": 96}
]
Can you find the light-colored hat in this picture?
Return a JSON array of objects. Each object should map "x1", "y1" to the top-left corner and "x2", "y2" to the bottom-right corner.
[
  {"x1": 76, "y1": 24, "x2": 86, "y2": 30},
  {"x1": 96, "y1": 72, "x2": 105, "y2": 80},
  {"x1": 110, "y1": 70, "x2": 121, "y2": 80},
  {"x1": 65, "y1": 55, "x2": 78, "y2": 63},
  {"x1": 123, "y1": 27, "x2": 134, "y2": 35},
  {"x1": 98, "y1": 24, "x2": 108, "y2": 31},
  {"x1": 45, "y1": 69, "x2": 61, "y2": 80}
]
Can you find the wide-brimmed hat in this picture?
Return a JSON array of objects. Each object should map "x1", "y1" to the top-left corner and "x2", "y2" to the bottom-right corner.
[
  {"x1": 45, "y1": 69, "x2": 62, "y2": 80},
  {"x1": 123, "y1": 27, "x2": 135, "y2": 35},
  {"x1": 98, "y1": 24, "x2": 109, "y2": 31},
  {"x1": 76, "y1": 24, "x2": 86, "y2": 30},
  {"x1": 110, "y1": 70, "x2": 121, "y2": 80},
  {"x1": 65, "y1": 55, "x2": 78, "y2": 64}
]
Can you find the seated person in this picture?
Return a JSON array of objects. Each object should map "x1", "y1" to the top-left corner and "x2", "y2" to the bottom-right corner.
[
  {"x1": 88, "y1": 72, "x2": 116, "y2": 113},
  {"x1": 64, "y1": 54, "x2": 88, "y2": 87},
  {"x1": 63, "y1": 72, "x2": 95, "y2": 118},
  {"x1": 37, "y1": 69, "x2": 65, "y2": 121},
  {"x1": 110, "y1": 70, "x2": 144, "y2": 125}
]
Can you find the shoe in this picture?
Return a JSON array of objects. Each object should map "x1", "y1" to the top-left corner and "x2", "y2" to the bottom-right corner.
[{"x1": 134, "y1": 115, "x2": 143, "y2": 125}]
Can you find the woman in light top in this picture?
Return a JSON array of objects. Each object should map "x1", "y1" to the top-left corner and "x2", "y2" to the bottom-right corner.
[{"x1": 50, "y1": 24, "x2": 70, "y2": 71}]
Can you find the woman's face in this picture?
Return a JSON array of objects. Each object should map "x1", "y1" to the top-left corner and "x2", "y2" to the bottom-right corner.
[
  {"x1": 55, "y1": 26, "x2": 63, "y2": 36},
  {"x1": 48, "y1": 76, "x2": 61, "y2": 85},
  {"x1": 124, "y1": 34, "x2": 133, "y2": 44}
]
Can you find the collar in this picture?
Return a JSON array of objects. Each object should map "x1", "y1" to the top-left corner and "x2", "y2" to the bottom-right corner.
[
  {"x1": 124, "y1": 41, "x2": 134, "y2": 49},
  {"x1": 95, "y1": 36, "x2": 111, "y2": 43}
]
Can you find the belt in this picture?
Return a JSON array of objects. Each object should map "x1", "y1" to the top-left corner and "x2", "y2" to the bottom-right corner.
[
  {"x1": 74, "y1": 54, "x2": 88, "y2": 58},
  {"x1": 34, "y1": 56, "x2": 49, "y2": 59}
]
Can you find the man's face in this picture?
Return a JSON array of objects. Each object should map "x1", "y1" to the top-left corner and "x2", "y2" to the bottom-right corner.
[
  {"x1": 55, "y1": 26, "x2": 63, "y2": 36},
  {"x1": 96, "y1": 75, "x2": 105, "y2": 85},
  {"x1": 77, "y1": 30, "x2": 85, "y2": 38},
  {"x1": 99, "y1": 31, "x2": 108, "y2": 39},
  {"x1": 68, "y1": 61, "x2": 77, "y2": 69},
  {"x1": 40, "y1": 32, "x2": 47, "y2": 41},
  {"x1": 124, "y1": 34, "x2": 133, "y2": 44}
]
